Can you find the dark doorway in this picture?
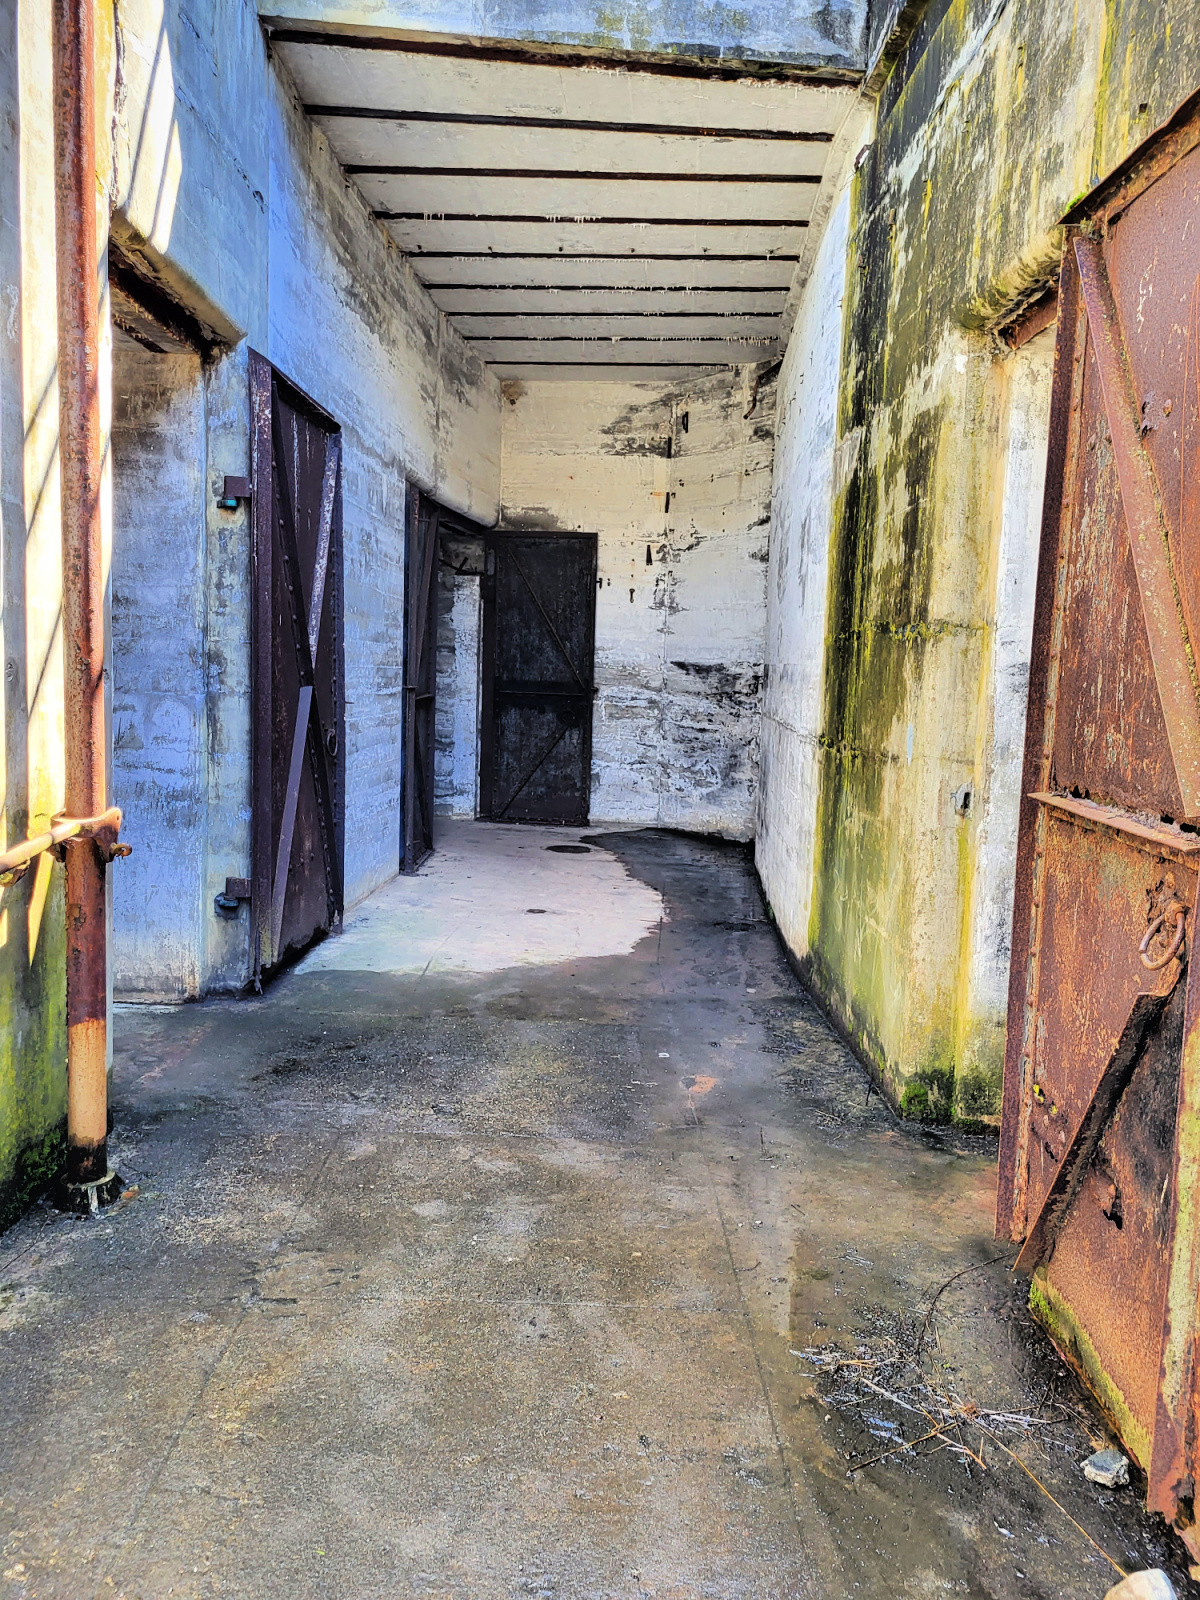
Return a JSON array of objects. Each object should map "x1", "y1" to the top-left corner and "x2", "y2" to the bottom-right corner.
[
  {"x1": 249, "y1": 353, "x2": 344, "y2": 981},
  {"x1": 480, "y1": 531, "x2": 597, "y2": 825},
  {"x1": 401, "y1": 488, "x2": 440, "y2": 873}
]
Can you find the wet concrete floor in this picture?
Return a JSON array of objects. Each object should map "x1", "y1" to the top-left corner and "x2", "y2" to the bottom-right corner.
[{"x1": 0, "y1": 825, "x2": 1193, "y2": 1599}]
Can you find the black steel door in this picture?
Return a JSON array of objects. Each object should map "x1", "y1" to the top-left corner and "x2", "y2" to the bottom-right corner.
[
  {"x1": 250, "y1": 353, "x2": 344, "y2": 980},
  {"x1": 401, "y1": 488, "x2": 439, "y2": 872},
  {"x1": 480, "y1": 532, "x2": 597, "y2": 825}
]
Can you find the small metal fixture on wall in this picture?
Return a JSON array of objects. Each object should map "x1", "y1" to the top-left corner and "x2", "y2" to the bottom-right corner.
[{"x1": 217, "y1": 475, "x2": 251, "y2": 510}]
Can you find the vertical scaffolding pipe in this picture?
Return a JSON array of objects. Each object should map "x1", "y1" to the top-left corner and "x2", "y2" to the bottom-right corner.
[{"x1": 51, "y1": 0, "x2": 111, "y2": 1190}]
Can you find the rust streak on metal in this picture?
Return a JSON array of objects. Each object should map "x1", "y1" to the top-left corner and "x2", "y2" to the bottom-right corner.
[
  {"x1": 1073, "y1": 233, "x2": 1200, "y2": 815},
  {"x1": 1148, "y1": 943, "x2": 1200, "y2": 1532},
  {"x1": 52, "y1": 0, "x2": 114, "y2": 1187}
]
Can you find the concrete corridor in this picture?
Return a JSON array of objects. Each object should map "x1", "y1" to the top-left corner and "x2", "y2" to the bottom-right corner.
[{"x1": 0, "y1": 828, "x2": 1188, "y2": 1598}]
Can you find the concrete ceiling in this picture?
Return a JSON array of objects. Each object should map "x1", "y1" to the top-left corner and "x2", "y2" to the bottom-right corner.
[{"x1": 269, "y1": 26, "x2": 863, "y2": 378}]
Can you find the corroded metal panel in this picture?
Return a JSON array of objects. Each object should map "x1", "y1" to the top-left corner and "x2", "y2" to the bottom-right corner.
[
  {"x1": 1015, "y1": 816, "x2": 1188, "y2": 1235},
  {"x1": 1050, "y1": 324, "x2": 1181, "y2": 815},
  {"x1": 1001, "y1": 95, "x2": 1200, "y2": 1556}
]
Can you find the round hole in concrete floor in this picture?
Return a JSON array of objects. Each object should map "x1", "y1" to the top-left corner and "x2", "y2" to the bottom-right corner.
[
  {"x1": 526, "y1": 908, "x2": 547, "y2": 914},
  {"x1": 546, "y1": 844, "x2": 591, "y2": 854}
]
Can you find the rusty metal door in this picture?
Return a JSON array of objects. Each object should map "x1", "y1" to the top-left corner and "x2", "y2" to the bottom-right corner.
[
  {"x1": 401, "y1": 487, "x2": 439, "y2": 873},
  {"x1": 998, "y1": 100, "x2": 1200, "y2": 1550},
  {"x1": 250, "y1": 354, "x2": 344, "y2": 980},
  {"x1": 479, "y1": 531, "x2": 597, "y2": 826}
]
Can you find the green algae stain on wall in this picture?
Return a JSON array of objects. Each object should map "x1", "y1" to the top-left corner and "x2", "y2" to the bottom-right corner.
[{"x1": 0, "y1": 869, "x2": 67, "y2": 1232}]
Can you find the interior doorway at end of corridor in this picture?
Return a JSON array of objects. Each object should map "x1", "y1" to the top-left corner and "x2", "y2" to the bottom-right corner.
[{"x1": 413, "y1": 490, "x2": 598, "y2": 871}]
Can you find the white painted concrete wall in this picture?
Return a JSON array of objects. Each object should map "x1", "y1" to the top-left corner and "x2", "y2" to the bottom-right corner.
[
  {"x1": 434, "y1": 570, "x2": 482, "y2": 818},
  {"x1": 755, "y1": 186, "x2": 853, "y2": 952},
  {"x1": 500, "y1": 372, "x2": 774, "y2": 838},
  {"x1": 105, "y1": 2, "x2": 502, "y2": 995},
  {"x1": 957, "y1": 327, "x2": 1054, "y2": 1094},
  {"x1": 110, "y1": 343, "x2": 208, "y2": 1000}
]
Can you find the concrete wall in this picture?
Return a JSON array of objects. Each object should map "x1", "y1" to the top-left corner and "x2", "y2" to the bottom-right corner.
[
  {"x1": 111, "y1": 342, "x2": 209, "y2": 1000},
  {"x1": 775, "y1": 0, "x2": 1200, "y2": 1124},
  {"x1": 500, "y1": 371, "x2": 774, "y2": 838},
  {"x1": 756, "y1": 182, "x2": 853, "y2": 958}
]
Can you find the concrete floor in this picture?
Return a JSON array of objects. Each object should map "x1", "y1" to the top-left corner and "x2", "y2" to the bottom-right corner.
[{"x1": 0, "y1": 824, "x2": 1192, "y2": 1599}]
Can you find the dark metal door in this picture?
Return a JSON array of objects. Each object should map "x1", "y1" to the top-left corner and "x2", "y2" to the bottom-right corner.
[
  {"x1": 480, "y1": 532, "x2": 597, "y2": 825},
  {"x1": 998, "y1": 98, "x2": 1200, "y2": 1549},
  {"x1": 401, "y1": 488, "x2": 439, "y2": 873},
  {"x1": 250, "y1": 353, "x2": 344, "y2": 980}
]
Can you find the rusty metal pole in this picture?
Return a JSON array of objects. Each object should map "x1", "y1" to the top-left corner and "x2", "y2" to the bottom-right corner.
[{"x1": 51, "y1": 0, "x2": 120, "y2": 1207}]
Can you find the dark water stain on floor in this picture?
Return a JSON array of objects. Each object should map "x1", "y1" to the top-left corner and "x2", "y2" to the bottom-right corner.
[{"x1": 0, "y1": 828, "x2": 1191, "y2": 1599}]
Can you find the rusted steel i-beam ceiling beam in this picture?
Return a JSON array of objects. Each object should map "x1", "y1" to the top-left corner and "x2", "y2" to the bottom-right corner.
[
  {"x1": 408, "y1": 253, "x2": 801, "y2": 261},
  {"x1": 50, "y1": 0, "x2": 127, "y2": 1210},
  {"x1": 351, "y1": 166, "x2": 821, "y2": 182},
  {"x1": 377, "y1": 212, "x2": 809, "y2": 225},
  {"x1": 305, "y1": 105, "x2": 835, "y2": 141}
]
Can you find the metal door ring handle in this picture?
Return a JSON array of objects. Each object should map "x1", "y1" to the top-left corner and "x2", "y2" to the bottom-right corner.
[{"x1": 1140, "y1": 910, "x2": 1187, "y2": 970}]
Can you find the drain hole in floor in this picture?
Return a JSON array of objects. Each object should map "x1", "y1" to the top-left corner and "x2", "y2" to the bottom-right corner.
[
  {"x1": 546, "y1": 844, "x2": 591, "y2": 853},
  {"x1": 526, "y1": 908, "x2": 547, "y2": 914}
]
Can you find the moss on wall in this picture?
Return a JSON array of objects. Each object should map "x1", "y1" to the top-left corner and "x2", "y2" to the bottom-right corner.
[
  {"x1": 0, "y1": 871, "x2": 68, "y2": 1231},
  {"x1": 808, "y1": 0, "x2": 1200, "y2": 1123}
]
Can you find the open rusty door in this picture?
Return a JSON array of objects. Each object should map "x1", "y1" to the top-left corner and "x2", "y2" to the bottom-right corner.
[
  {"x1": 250, "y1": 354, "x2": 344, "y2": 980},
  {"x1": 998, "y1": 97, "x2": 1200, "y2": 1551},
  {"x1": 401, "y1": 487, "x2": 439, "y2": 873}
]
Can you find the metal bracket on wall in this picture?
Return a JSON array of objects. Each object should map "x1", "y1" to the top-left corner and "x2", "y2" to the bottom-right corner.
[
  {"x1": 216, "y1": 475, "x2": 251, "y2": 510},
  {"x1": 0, "y1": 806, "x2": 130, "y2": 887},
  {"x1": 215, "y1": 876, "x2": 252, "y2": 918}
]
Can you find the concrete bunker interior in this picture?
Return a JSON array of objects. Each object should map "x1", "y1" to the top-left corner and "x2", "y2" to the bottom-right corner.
[{"x1": 7, "y1": 0, "x2": 1200, "y2": 1594}]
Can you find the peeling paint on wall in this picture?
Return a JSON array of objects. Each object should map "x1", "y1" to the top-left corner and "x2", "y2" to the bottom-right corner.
[{"x1": 500, "y1": 371, "x2": 774, "y2": 838}]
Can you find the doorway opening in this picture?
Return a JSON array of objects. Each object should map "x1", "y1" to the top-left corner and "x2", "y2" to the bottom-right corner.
[{"x1": 401, "y1": 491, "x2": 492, "y2": 871}]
